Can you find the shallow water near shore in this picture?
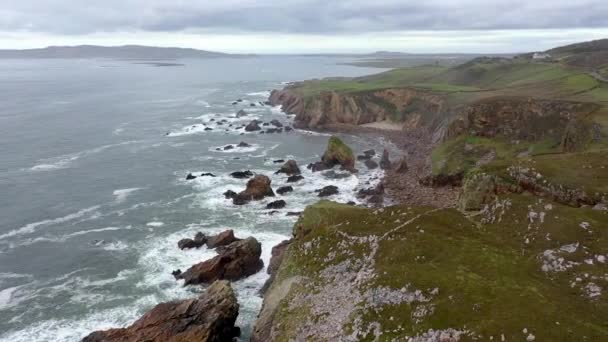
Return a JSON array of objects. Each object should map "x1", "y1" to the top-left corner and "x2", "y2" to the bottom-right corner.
[{"x1": 0, "y1": 57, "x2": 388, "y2": 341}]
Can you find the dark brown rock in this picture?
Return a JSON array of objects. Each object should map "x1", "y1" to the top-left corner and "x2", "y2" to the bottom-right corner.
[
  {"x1": 245, "y1": 120, "x2": 261, "y2": 132},
  {"x1": 233, "y1": 175, "x2": 275, "y2": 205},
  {"x1": 178, "y1": 232, "x2": 207, "y2": 250},
  {"x1": 276, "y1": 160, "x2": 301, "y2": 176},
  {"x1": 178, "y1": 237, "x2": 264, "y2": 286},
  {"x1": 207, "y1": 230, "x2": 239, "y2": 249},
  {"x1": 223, "y1": 190, "x2": 237, "y2": 199},
  {"x1": 230, "y1": 170, "x2": 254, "y2": 179},
  {"x1": 81, "y1": 280, "x2": 239, "y2": 342},
  {"x1": 380, "y1": 148, "x2": 392, "y2": 170},
  {"x1": 287, "y1": 175, "x2": 304, "y2": 183}
]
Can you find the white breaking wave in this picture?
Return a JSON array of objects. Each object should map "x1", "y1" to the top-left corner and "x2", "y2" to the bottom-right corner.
[
  {"x1": 113, "y1": 188, "x2": 142, "y2": 203},
  {"x1": 0, "y1": 206, "x2": 102, "y2": 241},
  {"x1": 146, "y1": 222, "x2": 164, "y2": 227},
  {"x1": 29, "y1": 141, "x2": 139, "y2": 172},
  {"x1": 246, "y1": 91, "x2": 271, "y2": 97}
]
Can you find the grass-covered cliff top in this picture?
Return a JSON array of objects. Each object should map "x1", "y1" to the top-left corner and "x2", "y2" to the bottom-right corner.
[{"x1": 262, "y1": 197, "x2": 608, "y2": 341}]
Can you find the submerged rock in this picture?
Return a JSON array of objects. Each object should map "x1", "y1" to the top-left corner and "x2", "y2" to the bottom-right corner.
[
  {"x1": 233, "y1": 175, "x2": 275, "y2": 205},
  {"x1": 236, "y1": 109, "x2": 248, "y2": 117},
  {"x1": 270, "y1": 119, "x2": 283, "y2": 128},
  {"x1": 277, "y1": 186, "x2": 294, "y2": 195},
  {"x1": 287, "y1": 175, "x2": 305, "y2": 183},
  {"x1": 237, "y1": 141, "x2": 251, "y2": 147},
  {"x1": 178, "y1": 237, "x2": 264, "y2": 285},
  {"x1": 82, "y1": 280, "x2": 240, "y2": 342},
  {"x1": 276, "y1": 160, "x2": 301, "y2": 176},
  {"x1": 230, "y1": 170, "x2": 254, "y2": 179},
  {"x1": 224, "y1": 190, "x2": 237, "y2": 199},
  {"x1": 266, "y1": 200, "x2": 287, "y2": 209},
  {"x1": 245, "y1": 120, "x2": 262, "y2": 132},
  {"x1": 316, "y1": 185, "x2": 339, "y2": 197},
  {"x1": 364, "y1": 159, "x2": 379, "y2": 170}
]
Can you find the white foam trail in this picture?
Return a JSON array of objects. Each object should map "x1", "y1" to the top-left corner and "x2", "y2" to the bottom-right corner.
[
  {"x1": 113, "y1": 188, "x2": 141, "y2": 203},
  {"x1": 246, "y1": 91, "x2": 271, "y2": 97},
  {"x1": 146, "y1": 222, "x2": 164, "y2": 227},
  {"x1": 0, "y1": 206, "x2": 102, "y2": 241},
  {"x1": 209, "y1": 144, "x2": 260, "y2": 154},
  {"x1": 29, "y1": 141, "x2": 139, "y2": 172}
]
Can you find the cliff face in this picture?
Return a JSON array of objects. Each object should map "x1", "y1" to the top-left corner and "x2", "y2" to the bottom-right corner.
[
  {"x1": 269, "y1": 88, "x2": 447, "y2": 131},
  {"x1": 445, "y1": 97, "x2": 598, "y2": 143}
]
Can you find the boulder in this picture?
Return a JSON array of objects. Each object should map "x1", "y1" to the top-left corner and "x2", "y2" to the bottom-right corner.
[
  {"x1": 357, "y1": 183, "x2": 384, "y2": 198},
  {"x1": 321, "y1": 136, "x2": 355, "y2": 172},
  {"x1": 270, "y1": 119, "x2": 283, "y2": 128},
  {"x1": 265, "y1": 128, "x2": 282, "y2": 134},
  {"x1": 236, "y1": 109, "x2": 248, "y2": 117},
  {"x1": 250, "y1": 103, "x2": 256, "y2": 107},
  {"x1": 233, "y1": 175, "x2": 275, "y2": 205},
  {"x1": 277, "y1": 186, "x2": 294, "y2": 195},
  {"x1": 364, "y1": 149, "x2": 376, "y2": 157},
  {"x1": 245, "y1": 120, "x2": 261, "y2": 132},
  {"x1": 273, "y1": 159, "x2": 285, "y2": 164},
  {"x1": 224, "y1": 190, "x2": 237, "y2": 199},
  {"x1": 287, "y1": 175, "x2": 304, "y2": 183},
  {"x1": 207, "y1": 230, "x2": 240, "y2": 249},
  {"x1": 81, "y1": 280, "x2": 239, "y2": 342},
  {"x1": 186, "y1": 173, "x2": 197, "y2": 180},
  {"x1": 266, "y1": 200, "x2": 287, "y2": 210},
  {"x1": 178, "y1": 232, "x2": 207, "y2": 250},
  {"x1": 204, "y1": 127, "x2": 213, "y2": 131},
  {"x1": 395, "y1": 158, "x2": 409, "y2": 173},
  {"x1": 364, "y1": 159, "x2": 379, "y2": 170},
  {"x1": 316, "y1": 185, "x2": 339, "y2": 197},
  {"x1": 177, "y1": 237, "x2": 264, "y2": 285},
  {"x1": 224, "y1": 145, "x2": 234, "y2": 151},
  {"x1": 379, "y1": 148, "x2": 392, "y2": 170},
  {"x1": 230, "y1": 170, "x2": 254, "y2": 179},
  {"x1": 284, "y1": 126, "x2": 293, "y2": 132},
  {"x1": 357, "y1": 154, "x2": 372, "y2": 161},
  {"x1": 237, "y1": 141, "x2": 251, "y2": 147},
  {"x1": 308, "y1": 161, "x2": 331, "y2": 172},
  {"x1": 200, "y1": 173, "x2": 216, "y2": 177},
  {"x1": 276, "y1": 160, "x2": 301, "y2": 176}
]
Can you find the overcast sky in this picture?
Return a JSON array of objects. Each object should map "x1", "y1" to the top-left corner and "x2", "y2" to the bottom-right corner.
[{"x1": 1, "y1": 0, "x2": 607, "y2": 53}]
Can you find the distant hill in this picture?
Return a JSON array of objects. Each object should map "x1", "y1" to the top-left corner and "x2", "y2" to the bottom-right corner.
[
  {"x1": 547, "y1": 39, "x2": 608, "y2": 55},
  {"x1": 0, "y1": 45, "x2": 251, "y2": 59},
  {"x1": 520, "y1": 38, "x2": 608, "y2": 70}
]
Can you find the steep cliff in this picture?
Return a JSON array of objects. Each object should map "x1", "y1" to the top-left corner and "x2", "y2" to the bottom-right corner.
[{"x1": 269, "y1": 87, "x2": 447, "y2": 131}]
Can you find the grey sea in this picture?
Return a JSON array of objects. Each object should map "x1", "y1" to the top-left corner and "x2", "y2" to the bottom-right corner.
[{"x1": 0, "y1": 56, "x2": 388, "y2": 341}]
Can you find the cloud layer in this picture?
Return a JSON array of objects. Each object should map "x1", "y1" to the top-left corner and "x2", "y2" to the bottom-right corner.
[{"x1": 1, "y1": 0, "x2": 607, "y2": 35}]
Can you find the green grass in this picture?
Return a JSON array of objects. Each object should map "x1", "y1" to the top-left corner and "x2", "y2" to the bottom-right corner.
[{"x1": 264, "y1": 199, "x2": 608, "y2": 341}]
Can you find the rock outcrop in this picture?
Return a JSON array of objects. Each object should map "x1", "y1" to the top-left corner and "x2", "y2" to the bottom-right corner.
[
  {"x1": 320, "y1": 136, "x2": 355, "y2": 172},
  {"x1": 233, "y1": 175, "x2": 275, "y2": 205},
  {"x1": 82, "y1": 280, "x2": 239, "y2": 342},
  {"x1": 206, "y1": 230, "x2": 239, "y2": 249},
  {"x1": 178, "y1": 232, "x2": 207, "y2": 250},
  {"x1": 177, "y1": 237, "x2": 264, "y2": 286}
]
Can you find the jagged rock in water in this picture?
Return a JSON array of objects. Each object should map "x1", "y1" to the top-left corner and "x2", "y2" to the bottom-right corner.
[
  {"x1": 81, "y1": 280, "x2": 240, "y2": 342},
  {"x1": 265, "y1": 128, "x2": 282, "y2": 134},
  {"x1": 316, "y1": 185, "x2": 339, "y2": 197},
  {"x1": 287, "y1": 175, "x2": 304, "y2": 183},
  {"x1": 233, "y1": 175, "x2": 275, "y2": 205},
  {"x1": 379, "y1": 148, "x2": 392, "y2": 170},
  {"x1": 178, "y1": 232, "x2": 207, "y2": 250},
  {"x1": 237, "y1": 141, "x2": 251, "y2": 147},
  {"x1": 266, "y1": 200, "x2": 287, "y2": 209},
  {"x1": 178, "y1": 237, "x2": 264, "y2": 285},
  {"x1": 270, "y1": 119, "x2": 283, "y2": 128},
  {"x1": 321, "y1": 136, "x2": 355, "y2": 172},
  {"x1": 200, "y1": 172, "x2": 216, "y2": 177},
  {"x1": 276, "y1": 160, "x2": 301, "y2": 176},
  {"x1": 363, "y1": 149, "x2": 376, "y2": 157},
  {"x1": 308, "y1": 161, "x2": 331, "y2": 172},
  {"x1": 277, "y1": 186, "x2": 294, "y2": 195},
  {"x1": 207, "y1": 230, "x2": 240, "y2": 249},
  {"x1": 273, "y1": 159, "x2": 285, "y2": 164},
  {"x1": 284, "y1": 126, "x2": 293, "y2": 132},
  {"x1": 230, "y1": 170, "x2": 254, "y2": 179},
  {"x1": 364, "y1": 159, "x2": 379, "y2": 170},
  {"x1": 224, "y1": 145, "x2": 234, "y2": 150},
  {"x1": 395, "y1": 157, "x2": 409, "y2": 173},
  {"x1": 186, "y1": 173, "x2": 197, "y2": 180},
  {"x1": 245, "y1": 120, "x2": 262, "y2": 132}
]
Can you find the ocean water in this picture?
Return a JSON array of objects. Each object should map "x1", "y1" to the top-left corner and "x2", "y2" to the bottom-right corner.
[{"x1": 0, "y1": 57, "x2": 388, "y2": 341}]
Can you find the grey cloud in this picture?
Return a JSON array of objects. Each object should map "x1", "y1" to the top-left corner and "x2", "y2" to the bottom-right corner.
[{"x1": 0, "y1": 0, "x2": 607, "y2": 35}]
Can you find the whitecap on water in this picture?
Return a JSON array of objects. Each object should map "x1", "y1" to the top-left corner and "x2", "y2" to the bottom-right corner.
[
  {"x1": 246, "y1": 91, "x2": 271, "y2": 97},
  {"x1": 145, "y1": 222, "x2": 164, "y2": 227},
  {"x1": 113, "y1": 188, "x2": 141, "y2": 203}
]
